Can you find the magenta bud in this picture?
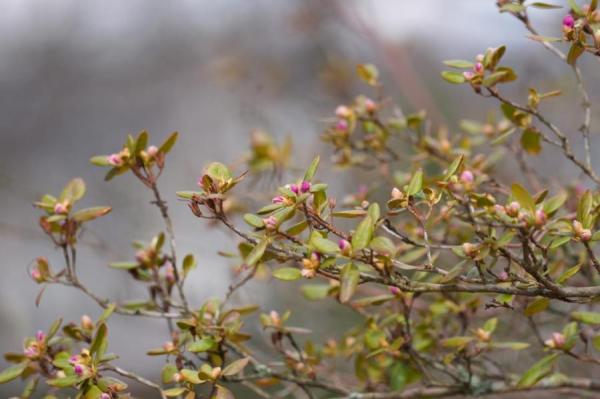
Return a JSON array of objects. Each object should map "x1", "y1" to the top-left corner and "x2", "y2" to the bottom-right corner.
[
  {"x1": 474, "y1": 62, "x2": 484, "y2": 73},
  {"x1": 53, "y1": 202, "x2": 68, "y2": 214},
  {"x1": 290, "y1": 184, "x2": 299, "y2": 195},
  {"x1": 563, "y1": 14, "x2": 575, "y2": 28},
  {"x1": 460, "y1": 170, "x2": 474, "y2": 184},
  {"x1": 338, "y1": 239, "x2": 350, "y2": 251},
  {"x1": 23, "y1": 346, "x2": 38, "y2": 358},
  {"x1": 300, "y1": 181, "x2": 311, "y2": 193},
  {"x1": 100, "y1": 394, "x2": 111, "y2": 399},
  {"x1": 107, "y1": 153, "x2": 122, "y2": 167},
  {"x1": 31, "y1": 269, "x2": 42, "y2": 283},
  {"x1": 74, "y1": 364, "x2": 84, "y2": 376},
  {"x1": 264, "y1": 216, "x2": 278, "y2": 230},
  {"x1": 552, "y1": 332, "x2": 566, "y2": 347},
  {"x1": 272, "y1": 195, "x2": 285, "y2": 204},
  {"x1": 335, "y1": 119, "x2": 349, "y2": 131},
  {"x1": 498, "y1": 271, "x2": 509, "y2": 281},
  {"x1": 389, "y1": 286, "x2": 401, "y2": 296},
  {"x1": 36, "y1": 330, "x2": 46, "y2": 342},
  {"x1": 69, "y1": 355, "x2": 79, "y2": 364}
]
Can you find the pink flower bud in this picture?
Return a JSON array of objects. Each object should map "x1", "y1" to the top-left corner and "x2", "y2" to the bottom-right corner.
[
  {"x1": 498, "y1": 271, "x2": 509, "y2": 281},
  {"x1": 263, "y1": 216, "x2": 277, "y2": 231},
  {"x1": 69, "y1": 355, "x2": 79, "y2": 364},
  {"x1": 335, "y1": 105, "x2": 351, "y2": 119},
  {"x1": 23, "y1": 345, "x2": 39, "y2": 358},
  {"x1": 335, "y1": 119, "x2": 349, "y2": 131},
  {"x1": 301, "y1": 268, "x2": 316, "y2": 278},
  {"x1": 460, "y1": 170, "x2": 474, "y2": 184},
  {"x1": 505, "y1": 201, "x2": 520, "y2": 217},
  {"x1": 563, "y1": 14, "x2": 575, "y2": 29},
  {"x1": 147, "y1": 145, "x2": 159, "y2": 157},
  {"x1": 165, "y1": 262, "x2": 175, "y2": 283},
  {"x1": 535, "y1": 209, "x2": 547, "y2": 226},
  {"x1": 300, "y1": 181, "x2": 311, "y2": 193},
  {"x1": 74, "y1": 364, "x2": 84, "y2": 376},
  {"x1": 474, "y1": 63, "x2": 484, "y2": 74},
  {"x1": 475, "y1": 54, "x2": 484, "y2": 63},
  {"x1": 272, "y1": 195, "x2": 285, "y2": 204},
  {"x1": 100, "y1": 394, "x2": 111, "y2": 399},
  {"x1": 463, "y1": 71, "x2": 475, "y2": 80},
  {"x1": 338, "y1": 239, "x2": 351, "y2": 252},
  {"x1": 81, "y1": 315, "x2": 94, "y2": 330},
  {"x1": 290, "y1": 184, "x2": 299, "y2": 195},
  {"x1": 36, "y1": 330, "x2": 46, "y2": 342},
  {"x1": 462, "y1": 242, "x2": 478, "y2": 258},
  {"x1": 364, "y1": 98, "x2": 377, "y2": 113},
  {"x1": 107, "y1": 154, "x2": 123, "y2": 167},
  {"x1": 493, "y1": 204, "x2": 505, "y2": 215},
  {"x1": 53, "y1": 202, "x2": 68, "y2": 214},
  {"x1": 552, "y1": 332, "x2": 566, "y2": 348},
  {"x1": 581, "y1": 229, "x2": 593, "y2": 242},
  {"x1": 30, "y1": 269, "x2": 43, "y2": 283},
  {"x1": 389, "y1": 286, "x2": 401, "y2": 296}
]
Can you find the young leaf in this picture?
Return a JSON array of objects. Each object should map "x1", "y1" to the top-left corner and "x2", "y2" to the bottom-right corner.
[
  {"x1": 222, "y1": 357, "x2": 249, "y2": 376},
  {"x1": 441, "y1": 71, "x2": 466, "y2": 84},
  {"x1": 310, "y1": 232, "x2": 340, "y2": 255},
  {"x1": 406, "y1": 169, "x2": 423, "y2": 196},
  {"x1": 272, "y1": 267, "x2": 302, "y2": 281},
  {"x1": 517, "y1": 354, "x2": 558, "y2": 387},
  {"x1": 0, "y1": 362, "x2": 28, "y2": 384},
  {"x1": 159, "y1": 131, "x2": 179, "y2": 154},
  {"x1": 443, "y1": 60, "x2": 474, "y2": 69},
  {"x1": 352, "y1": 216, "x2": 373, "y2": 251},
  {"x1": 339, "y1": 263, "x2": 360, "y2": 303},
  {"x1": 72, "y1": 206, "x2": 112, "y2": 223},
  {"x1": 60, "y1": 178, "x2": 86, "y2": 203},
  {"x1": 246, "y1": 238, "x2": 268, "y2": 266},
  {"x1": 303, "y1": 156, "x2": 320, "y2": 181},
  {"x1": 511, "y1": 183, "x2": 535, "y2": 212}
]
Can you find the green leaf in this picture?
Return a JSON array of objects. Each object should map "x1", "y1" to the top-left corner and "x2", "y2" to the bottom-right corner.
[
  {"x1": 524, "y1": 297, "x2": 549, "y2": 316},
  {"x1": 310, "y1": 232, "x2": 340, "y2": 255},
  {"x1": 98, "y1": 304, "x2": 116, "y2": 323},
  {"x1": 520, "y1": 128, "x2": 541, "y2": 154},
  {"x1": 528, "y1": 34, "x2": 563, "y2": 43},
  {"x1": 183, "y1": 254, "x2": 197, "y2": 277},
  {"x1": 135, "y1": 130, "x2": 148, "y2": 155},
  {"x1": 369, "y1": 236, "x2": 397, "y2": 257},
  {"x1": 549, "y1": 236, "x2": 571, "y2": 250},
  {"x1": 482, "y1": 71, "x2": 509, "y2": 87},
  {"x1": 109, "y1": 262, "x2": 138, "y2": 270},
  {"x1": 60, "y1": 178, "x2": 86, "y2": 203},
  {"x1": 159, "y1": 131, "x2": 179, "y2": 154},
  {"x1": 441, "y1": 70, "x2": 466, "y2": 84},
  {"x1": 90, "y1": 155, "x2": 111, "y2": 167},
  {"x1": 530, "y1": 2, "x2": 562, "y2": 8},
  {"x1": 72, "y1": 206, "x2": 112, "y2": 223},
  {"x1": 301, "y1": 284, "x2": 331, "y2": 301},
  {"x1": 332, "y1": 210, "x2": 367, "y2": 218},
  {"x1": 90, "y1": 323, "x2": 108, "y2": 359},
  {"x1": 339, "y1": 263, "x2": 360, "y2": 303},
  {"x1": 47, "y1": 375, "x2": 80, "y2": 388},
  {"x1": 571, "y1": 311, "x2": 600, "y2": 325},
  {"x1": 176, "y1": 191, "x2": 203, "y2": 200},
  {"x1": 443, "y1": 60, "x2": 474, "y2": 69},
  {"x1": 303, "y1": 156, "x2": 320, "y2": 181},
  {"x1": 356, "y1": 63, "x2": 379, "y2": 86},
  {"x1": 406, "y1": 169, "x2": 423, "y2": 196},
  {"x1": 222, "y1": 357, "x2": 249, "y2": 376},
  {"x1": 47, "y1": 318, "x2": 63, "y2": 340},
  {"x1": 246, "y1": 238, "x2": 268, "y2": 266},
  {"x1": 577, "y1": 190, "x2": 593, "y2": 228},
  {"x1": 180, "y1": 369, "x2": 202, "y2": 384},
  {"x1": 163, "y1": 387, "x2": 187, "y2": 397},
  {"x1": 161, "y1": 364, "x2": 178, "y2": 384},
  {"x1": 517, "y1": 354, "x2": 558, "y2": 387},
  {"x1": 0, "y1": 362, "x2": 28, "y2": 384},
  {"x1": 567, "y1": 42, "x2": 585, "y2": 65},
  {"x1": 543, "y1": 193, "x2": 567, "y2": 215},
  {"x1": 188, "y1": 337, "x2": 215, "y2": 353},
  {"x1": 444, "y1": 155, "x2": 464, "y2": 181},
  {"x1": 352, "y1": 216, "x2": 373, "y2": 252},
  {"x1": 483, "y1": 318, "x2": 498, "y2": 334},
  {"x1": 568, "y1": 0, "x2": 583, "y2": 14},
  {"x1": 272, "y1": 267, "x2": 302, "y2": 281},
  {"x1": 440, "y1": 260, "x2": 468, "y2": 283},
  {"x1": 557, "y1": 263, "x2": 581, "y2": 284},
  {"x1": 205, "y1": 162, "x2": 231, "y2": 182},
  {"x1": 511, "y1": 183, "x2": 535, "y2": 212},
  {"x1": 441, "y1": 336, "x2": 473, "y2": 348},
  {"x1": 500, "y1": 3, "x2": 525, "y2": 12}
]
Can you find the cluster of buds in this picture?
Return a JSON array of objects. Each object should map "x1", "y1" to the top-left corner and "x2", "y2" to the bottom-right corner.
[
  {"x1": 544, "y1": 332, "x2": 566, "y2": 349},
  {"x1": 135, "y1": 247, "x2": 159, "y2": 267},
  {"x1": 463, "y1": 57, "x2": 484, "y2": 82},
  {"x1": 69, "y1": 349, "x2": 91, "y2": 377},
  {"x1": 301, "y1": 252, "x2": 321, "y2": 278},
  {"x1": 289, "y1": 181, "x2": 311, "y2": 195},
  {"x1": 23, "y1": 330, "x2": 46, "y2": 359},
  {"x1": 573, "y1": 220, "x2": 592, "y2": 241},
  {"x1": 263, "y1": 215, "x2": 278, "y2": 232},
  {"x1": 562, "y1": 7, "x2": 600, "y2": 46}
]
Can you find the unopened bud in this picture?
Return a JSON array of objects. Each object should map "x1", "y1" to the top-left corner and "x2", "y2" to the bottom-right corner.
[
  {"x1": 475, "y1": 328, "x2": 491, "y2": 342},
  {"x1": 54, "y1": 202, "x2": 68, "y2": 215},
  {"x1": 364, "y1": 98, "x2": 377, "y2": 113},
  {"x1": 462, "y1": 242, "x2": 479, "y2": 258},
  {"x1": 290, "y1": 184, "x2": 299, "y2": 195},
  {"x1": 505, "y1": 201, "x2": 520, "y2": 217},
  {"x1": 498, "y1": 271, "x2": 509, "y2": 281},
  {"x1": 475, "y1": 54, "x2": 484, "y2": 63},
  {"x1": 162, "y1": 341, "x2": 176, "y2": 352},
  {"x1": 463, "y1": 71, "x2": 475, "y2": 81},
  {"x1": 36, "y1": 330, "x2": 46, "y2": 342},
  {"x1": 107, "y1": 153, "x2": 123, "y2": 167},
  {"x1": 210, "y1": 367, "x2": 222, "y2": 380},
  {"x1": 300, "y1": 181, "x2": 311, "y2": 193},
  {"x1": 31, "y1": 269, "x2": 43, "y2": 283},
  {"x1": 335, "y1": 105, "x2": 352, "y2": 119},
  {"x1": 389, "y1": 286, "x2": 401, "y2": 296},
  {"x1": 338, "y1": 239, "x2": 352, "y2": 256},
  {"x1": 263, "y1": 216, "x2": 277, "y2": 231},
  {"x1": 460, "y1": 170, "x2": 474, "y2": 184},
  {"x1": 270, "y1": 310, "x2": 281, "y2": 327},
  {"x1": 563, "y1": 14, "x2": 575, "y2": 29},
  {"x1": 74, "y1": 364, "x2": 85, "y2": 376},
  {"x1": 100, "y1": 393, "x2": 111, "y2": 399},
  {"x1": 391, "y1": 187, "x2": 403, "y2": 200},
  {"x1": 81, "y1": 315, "x2": 94, "y2": 330},
  {"x1": 534, "y1": 209, "x2": 547, "y2": 226},
  {"x1": 545, "y1": 332, "x2": 566, "y2": 349},
  {"x1": 581, "y1": 229, "x2": 593, "y2": 242},
  {"x1": 474, "y1": 63, "x2": 484, "y2": 74},
  {"x1": 272, "y1": 195, "x2": 285, "y2": 204},
  {"x1": 147, "y1": 145, "x2": 159, "y2": 157}
]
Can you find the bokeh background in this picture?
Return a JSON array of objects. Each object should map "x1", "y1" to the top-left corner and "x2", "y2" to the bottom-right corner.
[{"x1": 1, "y1": 0, "x2": 599, "y2": 396}]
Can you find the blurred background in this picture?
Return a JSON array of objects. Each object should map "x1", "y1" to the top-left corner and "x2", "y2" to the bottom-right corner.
[{"x1": 1, "y1": 0, "x2": 599, "y2": 396}]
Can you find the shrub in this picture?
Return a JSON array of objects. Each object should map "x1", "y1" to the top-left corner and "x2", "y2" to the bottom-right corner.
[{"x1": 3, "y1": 2, "x2": 600, "y2": 398}]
